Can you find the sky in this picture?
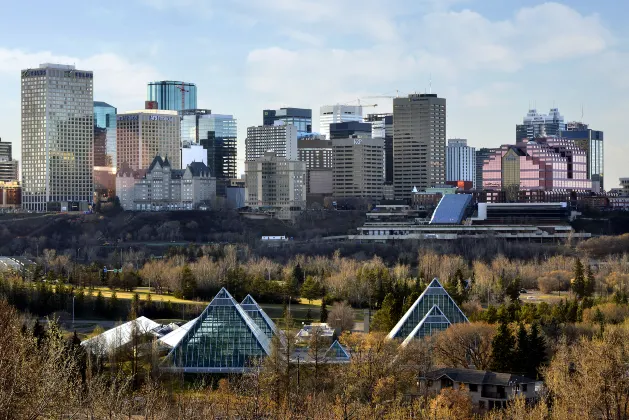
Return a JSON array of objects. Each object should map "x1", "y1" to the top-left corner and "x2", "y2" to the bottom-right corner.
[{"x1": 0, "y1": 0, "x2": 628, "y2": 187}]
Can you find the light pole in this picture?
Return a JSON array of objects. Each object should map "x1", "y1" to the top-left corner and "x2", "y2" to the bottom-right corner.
[{"x1": 72, "y1": 295, "x2": 75, "y2": 328}]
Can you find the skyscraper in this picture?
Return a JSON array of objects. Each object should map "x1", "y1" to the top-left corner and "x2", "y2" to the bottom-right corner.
[
  {"x1": 298, "y1": 136, "x2": 333, "y2": 195},
  {"x1": 393, "y1": 93, "x2": 446, "y2": 200},
  {"x1": 332, "y1": 134, "x2": 384, "y2": 200},
  {"x1": 0, "y1": 139, "x2": 18, "y2": 182},
  {"x1": 516, "y1": 108, "x2": 566, "y2": 142},
  {"x1": 263, "y1": 108, "x2": 312, "y2": 137},
  {"x1": 366, "y1": 113, "x2": 394, "y2": 184},
  {"x1": 116, "y1": 108, "x2": 181, "y2": 170},
  {"x1": 147, "y1": 81, "x2": 197, "y2": 111},
  {"x1": 21, "y1": 64, "x2": 94, "y2": 212},
  {"x1": 446, "y1": 139, "x2": 476, "y2": 188},
  {"x1": 245, "y1": 124, "x2": 298, "y2": 161},
  {"x1": 319, "y1": 105, "x2": 363, "y2": 139},
  {"x1": 561, "y1": 122, "x2": 604, "y2": 192},
  {"x1": 94, "y1": 101, "x2": 117, "y2": 167},
  {"x1": 475, "y1": 148, "x2": 496, "y2": 190}
]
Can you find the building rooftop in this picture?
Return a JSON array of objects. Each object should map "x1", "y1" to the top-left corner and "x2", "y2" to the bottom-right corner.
[
  {"x1": 425, "y1": 367, "x2": 537, "y2": 387},
  {"x1": 94, "y1": 101, "x2": 115, "y2": 108}
]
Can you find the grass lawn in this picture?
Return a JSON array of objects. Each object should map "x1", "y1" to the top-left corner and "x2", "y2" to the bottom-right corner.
[{"x1": 90, "y1": 286, "x2": 207, "y2": 305}]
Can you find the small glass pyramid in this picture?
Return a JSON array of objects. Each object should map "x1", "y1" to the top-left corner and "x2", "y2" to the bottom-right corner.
[
  {"x1": 325, "y1": 340, "x2": 350, "y2": 360},
  {"x1": 240, "y1": 294, "x2": 277, "y2": 340}
]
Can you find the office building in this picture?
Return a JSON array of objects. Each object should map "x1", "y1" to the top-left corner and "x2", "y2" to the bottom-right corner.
[
  {"x1": 516, "y1": 108, "x2": 565, "y2": 142},
  {"x1": 116, "y1": 156, "x2": 216, "y2": 211},
  {"x1": 245, "y1": 151, "x2": 306, "y2": 220},
  {"x1": 319, "y1": 105, "x2": 362, "y2": 139},
  {"x1": 298, "y1": 136, "x2": 332, "y2": 195},
  {"x1": 446, "y1": 139, "x2": 476, "y2": 188},
  {"x1": 329, "y1": 121, "x2": 372, "y2": 139},
  {"x1": 0, "y1": 181, "x2": 21, "y2": 208},
  {"x1": 116, "y1": 107, "x2": 181, "y2": 171},
  {"x1": 366, "y1": 113, "x2": 394, "y2": 184},
  {"x1": 263, "y1": 107, "x2": 311, "y2": 137},
  {"x1": 482, "y1": 137, "x2": 591, "y2": 193},
  {"x1": 475, "y1": 148, "x2": 496, "y2": 190},
  {"x1": 147, "y1": 81, "x2": 197, "y2": 111},
  {"x1": 21, "y1": 64, "x2": 94, "y2": 212},
  {"x1": 332, "y1": 134, "x2": 384, "y2": 200},
  {"x1": 180, "y1": 110, "x2": 237, "y2": 195},
  {"x1": 245, "y1": 124, "x2": 298, "y2": 161},
  {"x1": 393, "y1": 93, "x2": 446, "y2": 200},
  {"x1": 561, "y1": 122, "x2": 604, "y2": 191},
  {"x1": 0, "y1": 139, "x2": 18, "y2": 182},
  {"x1": 94, "y1": 101, "x2": 117, "y2": 166}
]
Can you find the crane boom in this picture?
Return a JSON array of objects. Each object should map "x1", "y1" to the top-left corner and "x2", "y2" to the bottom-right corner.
[{"x1": 176, "y1": 82, "x2": 189, "y2": 112}]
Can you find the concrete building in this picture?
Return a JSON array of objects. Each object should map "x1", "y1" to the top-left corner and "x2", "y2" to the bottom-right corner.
[
  {"x1": 0, "y1": 139, "x2": 18, "y2": 182},
  {"x1": 147, "y1": 81, "x2": 197, "y2": 111},
  {"x1": 621, "y1": 178, "x2": 629, "y2": 195},
  {"x1": 297, "y1": 136, "x2": 332, "y2": 195},
  {"x1": 332, "y1": 135, "x2": 384, "y2": 200},
  {"x1": 561, "y1": 121, "x2": 604, "y2": 191},
  {"x1": 94, "y1": 101, "x2": 117, "y2": 167},
  {"x1": 393, "y1": 93, "x2": 446, "y2": 200},
  {"x1": 115, "y1": 156, "x2": 215, "y2": 211},
  {"x1": 263, "y1": 107, "x2": 311, "y2": 137},
  {"x1": 446, "y1": 139, "x2": 476, "y2": 188},
  {"x1": 21, "y1": 64, "x2": 94, "y2": 212},
  {"x1": 516, "y1": 108, "x2": 565, "y2": 142},
  {"x1": 245, "y1": 151, "x2": 306, "y2": 220},
  {"x1": 482, "y1": 137, "x2": 591, "y2": 194},
  {"x1": 319, "y1": 105, "x2": 362, "y2": 140},
  {"x1": 366, "y1": 113, "x2": 394, "y2": 185},
  {"x1": 245, "y1": 124, "x2": 298, "y2": 161},
  {"x1": 0, "y1": 181, "x2": 21, "y2": 209},
  {"x1": 116, "y1": 108, "x2": 180, "y2": 171}
]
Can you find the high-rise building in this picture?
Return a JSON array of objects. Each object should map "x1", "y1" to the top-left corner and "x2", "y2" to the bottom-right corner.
[
  {"x1": 475, "y1": 148, "x2": 496, "y2": 190},
  {"x1": 366, "y1": 113, "x2": 394, "y2": 185},
  {"x1": 180, "y1": 110, "x2": 237, "y2": 184},
  {"x1": 263, "y1": 108, "x2": 311, "y2": 137},
  {"x1": 94, "y1": 101, "x2": 117, "y2": 167},
  {"x1": 245, "y1": 151, "x2": 306, "y2": 220},
  {"x1": 446, "y1": 139, "x2": 476, "y2": 188},
  {"x1": 332, "y1": 134, "x2": 384, "y2": 200},
  {"x1": 516, "y1": 108, "x2": 566, "y2": 142},
  {"x1": 561, "y1": 122, "x2": 604, "y2": 192},
  {"x1": 482, "y1": 137, "x2": 591, "y2": 192},
  {"x1": 116, "y1": 108, "x2": 181, "y2": 171},
  {"x1": 245, "y1": 124, "x2": 298, "y2": 161},
  {"x1": 319, "y1": 105, "x2": 362, "y2": 139},
  {"x1": 393, "y1": 93, "x2": 446, "y2": 200},
  {"x1": 297, "y1": 136, "x2": 332, "y2": 195},
  {"x1": 329, "y1": 121, "x2": 372, "y2": 140},
  {"x1": 147, "y1": 81, "x2": 197, "y2": 111},
  {"x1": 21, "y1": 64, "x2": 94, "y2": 212},
  {"x1": 0, "y1": 139, "x2": 18, "y2": 182}
]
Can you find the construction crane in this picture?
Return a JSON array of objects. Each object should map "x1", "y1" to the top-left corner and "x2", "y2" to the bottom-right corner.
[
  {"x1": 343, "y1": 98, "x2": 378, "y2": 107},
  {"x1": 176, "y1": 82, "x2": 189, "y2": 112}
]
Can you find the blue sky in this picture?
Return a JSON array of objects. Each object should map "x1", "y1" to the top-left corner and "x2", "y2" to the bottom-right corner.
[{"x1": 0, "y1": 0, "x2": 627, "y2": 186}]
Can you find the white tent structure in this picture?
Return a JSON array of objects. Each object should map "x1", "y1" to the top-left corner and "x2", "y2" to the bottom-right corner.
[
  {"x1": 158, "y1": 317, "x2": 198, "y2": 348},
  {"x1": 81, "y1": 316, "x2": 161, "y2": 355}
]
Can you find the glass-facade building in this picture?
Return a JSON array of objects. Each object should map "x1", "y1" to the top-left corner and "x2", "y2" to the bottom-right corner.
[
  {"x1": 561, "y1": 122, "x2": 604, "y2": 192},
  {"x1": 147, "y1": 81, "x2": 197, "y2": 111},
  {"x1": 263, "y1": 107, "x2": 312, "y2": 137},
  {"x1": 167, "y1": 288, "x2": 271, "y2": 373},
  {"x1": 94, "y1": 101, "x2": 117, "y2": 167},
  {"x1": 388, "y1": 278, "x2": 468, "y2": 341}
]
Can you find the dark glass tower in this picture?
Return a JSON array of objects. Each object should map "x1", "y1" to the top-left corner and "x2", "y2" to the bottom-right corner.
[
  {"x1": 366, "y1": 114, "x2": 393, "y2": 184},
  {"x1": 147, "y1": 81, "x2": 197, "y2": 111},
  {"x1": 561, "y1": 122, "x2": 604, "y2": 191},
  {"x1": 262, "y1": 107, "x2": 312, "y2": 137}
]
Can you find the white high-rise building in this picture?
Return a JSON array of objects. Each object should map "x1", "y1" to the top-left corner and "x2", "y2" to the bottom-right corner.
[
  {"x1": 245, "y1": 123, "x2": 298, "y2": 161},
  {"x1": 446, "y1": 139, "x2": 476, "y2": 188},
  {"x1": 21, "y1": 64, "x2": 94, "y2": 212},
  {"x1": 319, "y1": 105, "x2": 363, "y2": 139}
]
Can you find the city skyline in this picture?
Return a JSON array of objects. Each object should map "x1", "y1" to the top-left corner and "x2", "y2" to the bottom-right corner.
[{"x1": 0, "y1": 1, "x2": 628, "y2": 186}]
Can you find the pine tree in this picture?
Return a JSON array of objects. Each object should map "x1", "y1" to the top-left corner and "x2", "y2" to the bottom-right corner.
[
  {"x1": 129, "y1": 293, "x2": 140, "y2": 320},
  {"x1": 484, "y1": 305, "x2": 498, "y2": 324},
  {"x1": 300, "y1": 276, "x2": 321, "y2": 303},
  {"x1": 526, "y1": 322, "x2": 546, "y2": 378},
  {"x1": 371, "y1": 293, "x2": 396, "y2": 332},
  {"x1": 572, "y1": 258, "x2": 586, "y2": 299},
  {"x1": 179, "y1": 265, "x2": 196, "y2": 300},
  {"x1": 584, "y1": 265, "x2": 596, "y2": 298},
  {"x1": 319, "y1": 299, "x2": 328, "y2": 323},
  {"x1": 514, "y1": 323, "x2": 529, "y2": 374},
  {"x1": 33, "y1": 319, "x2": 46, "y2": 347},
  {"x1": 490, "y1": 321, "x2": 515, "y2": 372},
  {"x1": 108, "y1": 290, "x2": 118, "y2": 317},
  {"x1": 94, "y1": 290, "x2": 105, "y2": 317}
]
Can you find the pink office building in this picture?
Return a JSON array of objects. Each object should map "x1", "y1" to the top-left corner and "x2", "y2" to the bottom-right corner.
[{"x1": 482, "y1": 137, "x2": 591, "y2": 192}]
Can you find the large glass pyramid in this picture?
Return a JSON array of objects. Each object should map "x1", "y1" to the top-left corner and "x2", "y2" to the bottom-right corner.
[
  {"x1": 167, "y1": 288, "x2": 271, "y2": 373},
  {"x1": 240, "y1": 294, "x2": 277, "y2": 340},
  {"x1": 401, "y1": 305, "x2": 452, "y2": 346},
  {"x1": 325, "y1": 340, "x2": 351, "y2": 361},
  {"x1": 387, "y1": 278, "x2": 468, "y2": 341}
]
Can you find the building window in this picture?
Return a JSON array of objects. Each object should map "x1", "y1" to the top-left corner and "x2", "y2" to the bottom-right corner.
[{"x1": 469, "y1": 384, "x2": 478, "y2": 392}]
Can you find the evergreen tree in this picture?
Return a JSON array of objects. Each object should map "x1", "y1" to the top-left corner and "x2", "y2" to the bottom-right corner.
[
  {"x1": 505, "y1": 277, "x2": 522, "y2": 302},
  {"x1": 566, "y1": 299, "x2": 579, "y2": 323},
  {"x1": 526, "y1": 322, "x2": 546, "y2": 378},
  {"x1": 108, "y1": 291, "x2": 118, "y2": 317},
  {"x1": 129, "y1": 293, "x2": 140, "y2": 320},
  {"x1": 94, "y1": 291, "x2": 105, "y2": 317},
  {"x1": 371, "y1": 293, "x2": 396, "y2": 332},
  {"x1": 300, "y1": 276, "x2": 321, "y2": 303},
  {"x1": 584, "y1": 264, "x2": 596, "y2": 298},
  {"x1": 291, "y1": 263, "x2": 304, "y2": 286},
  {"x1": 484, "y1": 305, "x2": 498, "y2": 324},
  {"x1": 593, "y1": 307, "x2": 605, "y2": 336},
  {"x1": 319, "y1": 299, "x2": 328, "y2": 323},
  {"x1": 572, "y1": 258, "x2": 586, "y2": 299},
  {"x1": 32, "y1": 320, "x2": 46, "y2": 347},
  {"x1": 514, "y1": 323, "x2": 529, "y2": 374},
  {"x1": 179, "y1": 265, "x2": 196, "y2": 300},
  {"x1": 490, "y1": 321, "x2": 515, "y2": 372}
]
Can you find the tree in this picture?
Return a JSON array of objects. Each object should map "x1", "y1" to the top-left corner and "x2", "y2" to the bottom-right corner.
[
  {"x1": 300, "y1": 276, "x2": 321, "y2": 304},
  {"x1": 178, "y1": 265, "x2": 196, "y2": 300},
  {"x1": 327, "y1": 301, "x2": 354, "y2": 333},
  {"x1": 429, "y1": 385, "x2": 474, "y2": 420},
  {"x1": 371, "y1": 293, "x2": 396, "y2": 332},
  {"x1": 505, "y1": 277, "x2": 522, "y2": 302},
  {"x1": 526, "y1": 322, "x2": 546, "y2": 378},
  {"x1": 490, "y1": 321, "x2": 515, "y2": 372},
  {"x1": 572, "y1": 258, "x2": 586, "y2": 299},
  {"x1": 319, "y1": 299, "x2": 328, "y2": 323},
  {"x1": 514, "y1": 323, "x2": 529, "y2": 374},
  {"x1": 433, "y1": 322, "x2": 496, "y2": 370},
  {"x1": 584, "y1": 264, "x2": 596, "y2": 298}
]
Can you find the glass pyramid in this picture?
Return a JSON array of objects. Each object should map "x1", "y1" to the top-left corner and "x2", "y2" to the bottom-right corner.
[
  {"x1": 167, "y1": 288, "x2": 271, "y2": 373},
  {"x1": 387, "y1": 278, "x2": 468, "y2": 340},
  {"x1": 240, "y1": 294, "x2": 277, "y2": 340},
  {"x1": 401, "y1": 305, "x2": 452, "y2": 346},
  {"x1": 325, "y1": 340, "x2": 350, "y2": 361}
]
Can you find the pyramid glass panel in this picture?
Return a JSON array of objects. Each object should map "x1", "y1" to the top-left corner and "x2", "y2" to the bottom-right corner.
[
  {"x1": 401, "y1": 305, "x2": 452, "y2": 346},
  {"x1": 388, "y1": 278, "x2": 468, "y2": 340},
  {"x1": 325, "y1": 340, "x2": 350, "y2": 360},
  {"x1": 240, "y1": 294, "x2": 277, "y2": 340},
  {"x1": 167, "y1": 288, "x2": 271, "y2": 373}
]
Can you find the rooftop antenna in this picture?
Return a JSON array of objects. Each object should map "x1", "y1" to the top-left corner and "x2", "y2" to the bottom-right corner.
[{"x1": 429, "y1": 73, "x2": 432, "y2": 94}]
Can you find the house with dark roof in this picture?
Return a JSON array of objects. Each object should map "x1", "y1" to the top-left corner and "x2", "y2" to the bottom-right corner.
[
  {"x1": 116, "y1": 155, "x2": 215, "y2": 211},
  {"x1": 421, "y1": 367, "x2": 541, "y2": 411}
]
